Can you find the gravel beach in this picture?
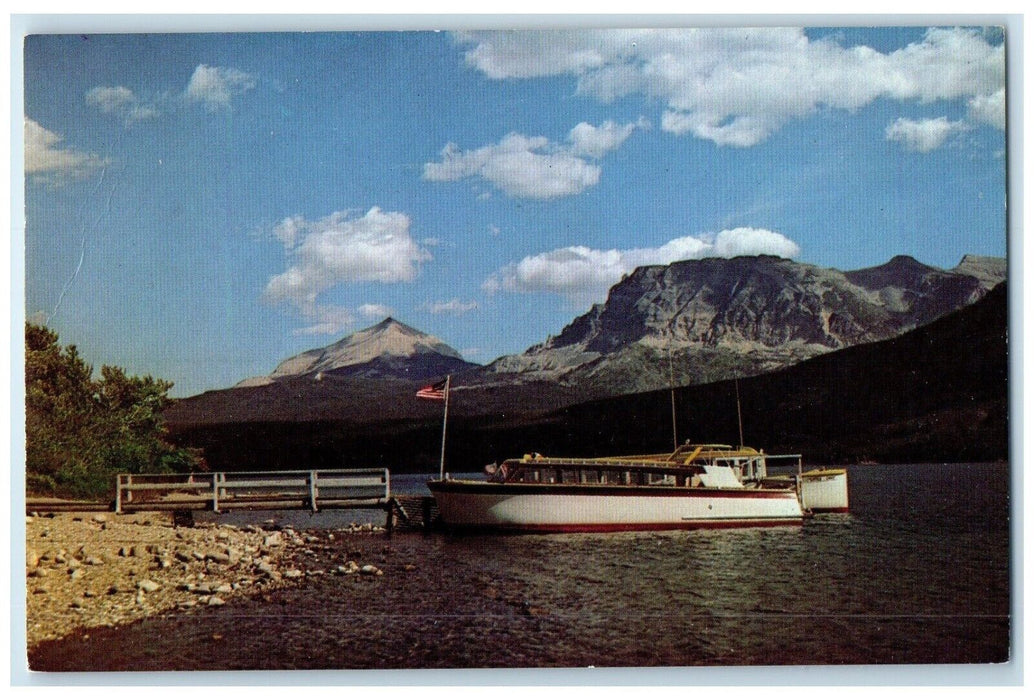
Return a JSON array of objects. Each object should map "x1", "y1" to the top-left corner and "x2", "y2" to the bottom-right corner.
[{"x1": 24, "y1": 510, "x2": 387, "y2": 651}]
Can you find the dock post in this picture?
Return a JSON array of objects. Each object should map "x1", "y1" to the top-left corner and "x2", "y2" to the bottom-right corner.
[
  {"x1": 115, "y1": 475, "x2": 123, "y2": 514},
  {"x1": 211, "y1": 473, "x2": 220, "y2": 513},
  {"x1": 385, "y1": 503, "x2": 395, "y2": 534},
  {"x1": 309, "y1": 470, "x2": 319, "y2": 512}
]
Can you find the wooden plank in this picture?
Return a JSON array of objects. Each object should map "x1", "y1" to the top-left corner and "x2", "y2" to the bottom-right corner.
[
  {"x1": 112, "y1": 497, "x2": 391, "y2": 513},
  {"x1": 115, "y1": 481, "x2": 214, "y2": 491},
  {"x1": 218, "y1": 479, "x2": 310, "y2": 489},
  {"x1": 26, "y1": 499, "x2": 110, "y2": 513}
]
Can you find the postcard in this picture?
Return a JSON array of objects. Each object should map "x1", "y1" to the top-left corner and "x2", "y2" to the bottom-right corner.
[{"x1": 18, "y1": 20, "x2": 1013, "y2": 681}]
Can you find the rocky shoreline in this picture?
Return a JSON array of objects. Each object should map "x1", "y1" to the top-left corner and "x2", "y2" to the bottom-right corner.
[{"x1": 25, "y1": 510, "x2": 387, "y2": 650}]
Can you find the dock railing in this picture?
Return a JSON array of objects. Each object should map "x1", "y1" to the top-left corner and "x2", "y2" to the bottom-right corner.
[{"x1": 114, "y1": 468, "x2": 390, "y2": 514}]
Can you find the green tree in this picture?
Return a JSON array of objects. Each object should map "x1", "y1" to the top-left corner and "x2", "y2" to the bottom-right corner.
[{"x1": 25, "y1": 323, "x2": 205, "y2": 499}]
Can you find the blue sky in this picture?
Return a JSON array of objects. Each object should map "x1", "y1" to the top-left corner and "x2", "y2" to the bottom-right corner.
[{"x1": 22, "y1": 27, "x2": 1007, "y2": 397}]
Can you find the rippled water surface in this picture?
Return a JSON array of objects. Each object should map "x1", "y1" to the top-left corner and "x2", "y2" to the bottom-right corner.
[{"x1": 30, "y1": 464, "x2": 1010, "y2": 670}]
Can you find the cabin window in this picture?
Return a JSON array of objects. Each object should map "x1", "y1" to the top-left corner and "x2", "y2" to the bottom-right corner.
[{"x1": 647, "y1": 473, "x2": 676, "y2": 486}]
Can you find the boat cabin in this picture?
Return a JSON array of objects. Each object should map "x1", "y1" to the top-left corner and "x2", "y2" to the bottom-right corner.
[{"x1": 484, "y1": 443, "x2": 803, "y2": 490}]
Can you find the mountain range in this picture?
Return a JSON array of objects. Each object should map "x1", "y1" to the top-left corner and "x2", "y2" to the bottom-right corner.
[
  {"x1": 478, "y1": 253, "x2": 1004, "y2": 392},
  {"x1": 167, "y1": 279, "x2": 1008, "y2": 470},
  {"x1": 207, "y1": 253, "x2": 1005, "y2": 408}
]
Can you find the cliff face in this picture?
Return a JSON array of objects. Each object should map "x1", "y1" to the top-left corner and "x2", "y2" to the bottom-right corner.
[{"x1": 482, "y1": 254, "x2": 1003, "y2": 392}]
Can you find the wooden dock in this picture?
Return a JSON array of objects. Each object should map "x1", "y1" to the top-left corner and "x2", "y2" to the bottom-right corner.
[{"x1": 25, "y1": 469, "x2": 440, "y2": 533}]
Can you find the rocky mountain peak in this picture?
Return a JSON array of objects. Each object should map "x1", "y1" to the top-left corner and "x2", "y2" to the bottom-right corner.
[
  {"x1": 953, "y1": 255, "x2": 1007, "y2": 290},
  {"x1": 322, "y1": 316, "x2": 461, "y2": 359},
  {"x1": 236, "y1": 318, "x2": 478, "y2": 386},
  {"x1": 372, "y1": 315, "x2": 399, "y2": 328},
  {"x1": 482, "y1": 253, "x2": 1005, "y2": 392},
  {"x1": 843, "y1": 255, "x2": 937, "y2": 290},
  {"x1": 368, "y1": 316, "x2": 410, "y2": 333}
]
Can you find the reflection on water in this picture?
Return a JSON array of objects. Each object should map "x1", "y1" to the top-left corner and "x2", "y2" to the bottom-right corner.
[{"x1": 31, "y1": 463, "x2": 1010, "y2": 669}]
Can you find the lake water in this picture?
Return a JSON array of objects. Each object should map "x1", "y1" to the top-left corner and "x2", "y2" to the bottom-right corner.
[{"x1": 28, "y1": 463, "x2": 1011, "y2": 671}]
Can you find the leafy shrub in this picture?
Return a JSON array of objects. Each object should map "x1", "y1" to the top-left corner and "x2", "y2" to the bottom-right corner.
[{"x1": 25, "y1": 323, "x2": 205, "y2": 499}]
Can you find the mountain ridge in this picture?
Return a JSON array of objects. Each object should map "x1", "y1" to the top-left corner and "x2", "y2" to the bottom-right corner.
[
  {"x1": 167, "y1": 281, "x2": 1008, "y2": 469},
  {"x1": 166, "y1": 253, "x2": 1005, "y2": 430},
  {"x1": 477, "y1": 253, "x2": 1004, "y2": 392}
]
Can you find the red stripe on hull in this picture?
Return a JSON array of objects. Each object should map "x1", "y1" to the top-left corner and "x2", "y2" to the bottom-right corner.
[{"x1": 441, "y1": 519, "x2": 804, "y2": 534}]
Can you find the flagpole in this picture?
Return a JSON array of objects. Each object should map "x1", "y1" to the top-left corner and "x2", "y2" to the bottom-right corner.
[
  {"x1": 735, "y1": 378, "x2": 744, "y2": 449},
  {"x1": 439, "y1": 375, "x2": 451, "y2": 480},
  {"x1": 668, "y1": 346, "x2": 677, "y2": 451}
]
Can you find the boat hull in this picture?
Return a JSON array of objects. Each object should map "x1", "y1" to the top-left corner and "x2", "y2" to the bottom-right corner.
[
  {"x1": 428, "y1": 480, "x2": 805, "y2": 532},
  {"x1": 799, "y1": 469, "x2": 850, "y2": 513}
]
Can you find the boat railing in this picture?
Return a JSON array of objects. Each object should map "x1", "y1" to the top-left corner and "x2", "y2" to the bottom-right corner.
[
  {"x1": 503, "y1": 465, "x2": 694, "y2": 487},
  {"x1": 509, "y1": 455, "x2": 704, "y2": 471}
]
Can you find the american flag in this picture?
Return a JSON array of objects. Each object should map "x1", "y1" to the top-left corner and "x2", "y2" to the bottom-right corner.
[{"x1": 416, "y1": 378, "x2": 448, "y2": 400}]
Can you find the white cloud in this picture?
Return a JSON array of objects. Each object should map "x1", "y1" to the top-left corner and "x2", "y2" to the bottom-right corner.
[
  {"x1": 265, "y1": 207, "x2": 431, "y2": 335},
  {"x1": 483, "y1": 227, "x2": 800, "y2": 304},
  {"x1": 567, "y1": 120, "x2": 637, "y2": 158},
  {"x1": 884, "y1": 116, "x2": 968, "y2": 152},
  {"x1": 185, "y1": 64, "x2": 257, "y2": 111},
  {"x1": 424, "y1": 133, "x2": 598, "y2": 199},
  {"x1": 84, "y1": 65, "x2": 256, "y2": 122},
  {"x1": 24, "y1": 118, "x2": 108, "y2": 184},
  {"x1": 358, "y1": 303, "x2": 395, "y2": 319},
  {"x1": 968, "y1": 88, "x2": 1005, "y2": 129},
  {"x1": 421, "y1": 299, "x2": 479, "y2": 315},
  {"x1": 272, "y1": 215, "x2": 305, "y2": 248},
  {"x1": 457, "y1": 28, "x2": 1004, "y2": 147},
  {"x1": 85, "y1": 86, "x2": 160, "y2": 123},
  {"x1": 424, "y1": 120, "x2": 640, "y2": 199},
  {"x1": 712, "y1": 227, "x2": 803, "y2": 258},
  {"x1": 459, "y1": 30, "x2": 611, "y2": 79}
]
